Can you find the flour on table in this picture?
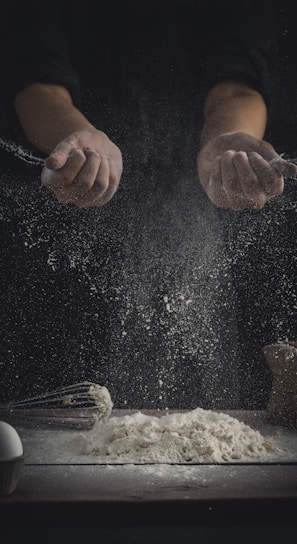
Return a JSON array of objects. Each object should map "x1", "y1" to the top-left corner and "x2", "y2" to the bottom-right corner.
[{"x1": 82, "y1": 407, "x2": 284, "y2": 463}]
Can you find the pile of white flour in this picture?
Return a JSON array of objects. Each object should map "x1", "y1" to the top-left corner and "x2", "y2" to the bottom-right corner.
[{"x1": 80, "y1": 408, "x2": 283, "y2": 463}]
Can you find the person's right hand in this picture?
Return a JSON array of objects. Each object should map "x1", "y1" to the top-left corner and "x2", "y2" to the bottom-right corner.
[
  {"x1": 41, "y1": 129, "x2": 123, "y2": 208},
  {"x1": 197, "y1": 132, "x2": 297, "y2": 210}
]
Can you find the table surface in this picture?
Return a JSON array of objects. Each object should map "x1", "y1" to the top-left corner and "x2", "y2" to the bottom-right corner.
[{"x1": 1, "y1": 410, "x2": 297, "y2": 526}]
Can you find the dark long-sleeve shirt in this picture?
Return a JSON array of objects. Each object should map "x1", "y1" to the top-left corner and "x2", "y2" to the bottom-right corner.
[{"x1": 5, "y1": 0, "x2": 274, "y2": 109}]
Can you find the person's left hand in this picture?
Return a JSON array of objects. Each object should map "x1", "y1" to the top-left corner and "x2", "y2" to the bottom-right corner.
[
  {"x1": 196, "y1": 132, "x2": 297, "y2": 210},
  {"x1": 41, "y1": 129, "x2": 123, "y2": 208}
]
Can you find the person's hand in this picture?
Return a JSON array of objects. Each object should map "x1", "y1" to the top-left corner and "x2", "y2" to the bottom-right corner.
[
  {"x1": 196, "y1": 132, "x2": 297, "y2": 210},
  {"x1": 41, "y1": 129, "x2": 123, "y2": 208}
]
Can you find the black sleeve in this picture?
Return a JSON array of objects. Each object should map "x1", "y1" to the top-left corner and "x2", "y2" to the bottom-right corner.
[
  {"x1": 6, "y1": 0, "x2": 81, "y2": 104},
  {"x1": 201, "y1": 0, "x2": 274, "y2": 109}
]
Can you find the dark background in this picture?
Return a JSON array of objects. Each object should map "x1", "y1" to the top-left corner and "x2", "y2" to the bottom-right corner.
[{"x1": 0, "y1": 0, "x2": 297, "y2": 409}]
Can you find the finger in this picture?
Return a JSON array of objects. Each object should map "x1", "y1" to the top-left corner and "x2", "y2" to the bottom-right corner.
[
  {"x1": 221, "y1": 150, "x2": 247, "y2": 210},
  {"x1": 75, "y1": 156, "x2": 110, "y2": 208},
  {"x1": 248, "y1": 152, "x2": 284, "y2": 195},
  {"x1": 106, "y1": 157, "x2": 121, "y2": 199},
  {"x1": 208, "y1": 156, "x2": 229, "y2": 207},
  {"x1": 92, "y1": 158, "x2": 120, "y2": 206},
  {"x1": 95, "y1": 155, "x2": 110, "y2": 195},
  {"x1": 269, "y1": 157, "x2": 297, "y2": 178},
  {"x1": 42, "y1": 148, "x2": 86, "y2": 189},
  {"x1": 72, "y1": 148, "x2": 101, "y2": 194},
  {"x1": 233, "y1": 151, "x2": 267, "y2": 209},
  {"x1": 75, "y1": 157, "x2": 121, "y2": 208},
  {"x1": 44, "y1": 140, "x2": 77, "y2": 170}
]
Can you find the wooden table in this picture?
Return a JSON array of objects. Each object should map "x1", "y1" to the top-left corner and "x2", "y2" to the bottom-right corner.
[{"x1": 1, "y1": 410, "x2": 297, "y2": 539}]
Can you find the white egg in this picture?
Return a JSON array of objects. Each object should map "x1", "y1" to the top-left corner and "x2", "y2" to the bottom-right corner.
[{"x1": 0, "y1": 421, "x2": 23, "y2": 461}]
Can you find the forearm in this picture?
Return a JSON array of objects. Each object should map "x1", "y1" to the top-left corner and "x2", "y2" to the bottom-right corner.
[
  {"x1": 14, "y1": 83, "x2": 95, "y2": 154},
  {"x1": 196, "y1": 80, "x2": 297, "y2": 211},
  {"x1": 200, "y1": 80, "x2": 267, "y2": 147}
]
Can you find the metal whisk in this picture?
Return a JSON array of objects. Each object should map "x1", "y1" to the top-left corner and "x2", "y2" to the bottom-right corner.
[
  {"x1": 0, "y1": 382, "x2": 113, "y2": 430},
  {"x1": 0, "y1": 136, "x2": 45, "y2": 166}
]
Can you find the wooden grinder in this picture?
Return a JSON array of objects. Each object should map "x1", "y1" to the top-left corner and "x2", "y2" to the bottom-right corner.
[{"x1": 263, "y1": 340, "x2": 297, "y2": 428}]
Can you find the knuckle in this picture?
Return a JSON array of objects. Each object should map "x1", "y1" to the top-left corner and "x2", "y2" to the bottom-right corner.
[{"x1": 85, "y1": 148, "x2": 100, "y2": 160}]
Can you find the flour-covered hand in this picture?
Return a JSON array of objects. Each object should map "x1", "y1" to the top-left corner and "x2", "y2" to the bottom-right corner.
[
  {"x1": 196, "y1": 132, "x2": 297, "y2": 210},
  {"x1": 41, "y1": 129, "x2": 123, "y2": 208}
]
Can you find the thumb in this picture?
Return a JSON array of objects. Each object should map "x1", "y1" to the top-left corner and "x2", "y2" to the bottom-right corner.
[
  {"x1": 269, "y1": 157, "x2": 297, "y2": 178},
  {"x1": 44, "y1": 140, "x2": 74, "y2": 170},
  {"x1": 44, "y1": 152, "x2": 67, "y2": 171}
]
